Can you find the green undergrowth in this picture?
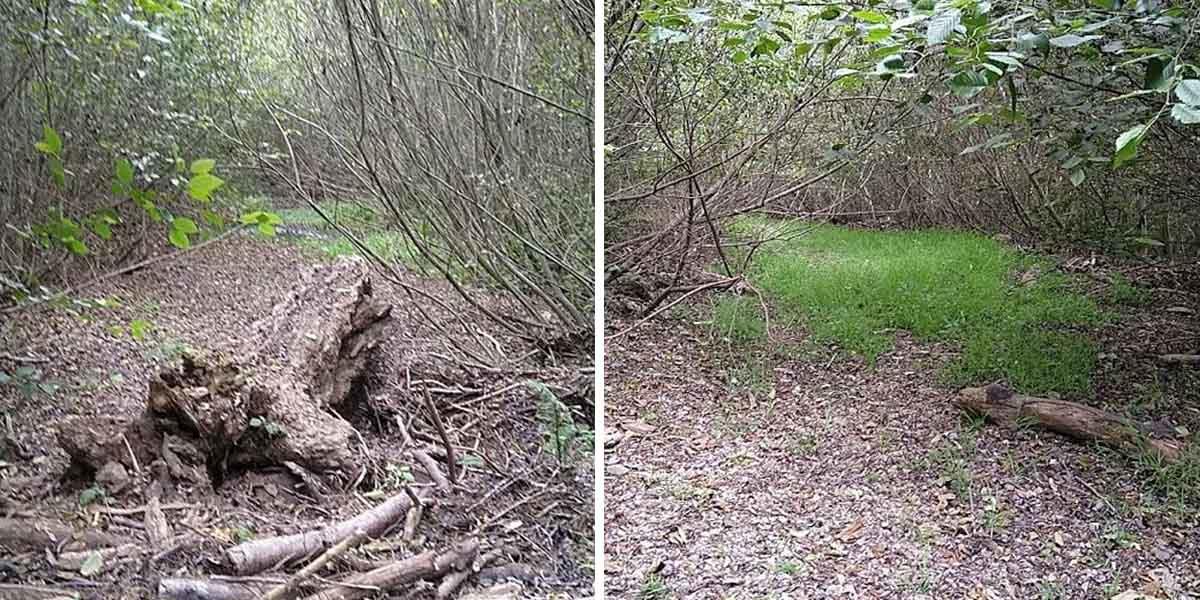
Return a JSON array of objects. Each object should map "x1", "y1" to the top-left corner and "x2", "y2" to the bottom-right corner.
[
  {"x1": 720, "y1": 218, "x2": 1106, "y2": 396},
  {"x1": 275, "y1": 199, "x2": 419, "y2": 267}
]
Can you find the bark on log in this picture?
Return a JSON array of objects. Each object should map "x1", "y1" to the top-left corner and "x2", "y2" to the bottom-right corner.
[
  {"x1": 58, "y1": 257, "x2": 392, "y2": 486},
  {"x1": 955, "y1": 384, "x2": 1186, "y2": 462},
  {"x1": 303, "y1": 538, "x2": 480, "y2": 600},
  {"x1": 225, "y1": 489, "x2": 427, "y2": 575},
  {"x1": 1159, "y1": 354, "x2": 1200, "y2": 366},
  {"x1": 157, "y1": 578, "x2": 267, "y2": 600},
  {"x1": 0, "y1": 517, "x2": 120, "y2": 553}
]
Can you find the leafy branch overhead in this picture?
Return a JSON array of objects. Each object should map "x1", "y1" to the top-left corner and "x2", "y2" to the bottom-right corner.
[{"x1": 636, "y1": 0, "x2": 1197, "y2": 183}]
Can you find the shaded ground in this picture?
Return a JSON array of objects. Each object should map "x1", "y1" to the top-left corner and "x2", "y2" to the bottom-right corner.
[
  {"x1": 604, "y1": 277, "x2": 1199, "y2": 599},
  {"x1": 0, "y1": 232, "x2": 593, "y2": 598}
]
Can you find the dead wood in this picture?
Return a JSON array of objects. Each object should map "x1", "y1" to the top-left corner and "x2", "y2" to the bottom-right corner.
[
  {"x1": 0, "y1": 517, "x2": 120, "y2": 552},
  {"x1": 1159, "y1": 353, "x2": 1200, "y2": 366},
  {"x1": 955, "y1": 384, "x2": 1186, "y2": 462},
  {"x1": 157, "y1": 577, "x2": 268, "y2": 600},
  {"x1": 0, "y1": 582, "x2": 79, "y2": 600},
  {"x1": 58, "y1": 257, "x2": 392, "y2": 487},
  {"x1": 302, "y1": 538, "x2": 480, "y2": 600},
  {"x1": 260, "y1": 530, "x2": 367, "y2": 600},
  {"x1": 144, "y1": 496, "x2": 172, "y2": 546},
  {"x1": 225, "y1": 489, "x2": 427, "y2": 575}
]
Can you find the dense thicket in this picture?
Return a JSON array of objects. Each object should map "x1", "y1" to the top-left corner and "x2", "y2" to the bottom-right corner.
[
  {"x1": 1, "y1": 0, "x2": 593, "y2": 345},
  {"x1": 605, "y1": 0, "x2": 1200, "y2": 292}
]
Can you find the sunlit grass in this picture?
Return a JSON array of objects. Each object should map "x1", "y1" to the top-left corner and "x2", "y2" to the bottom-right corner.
[{"x1": 727, "y1": 218, "x2": 1104, "y2": 395}]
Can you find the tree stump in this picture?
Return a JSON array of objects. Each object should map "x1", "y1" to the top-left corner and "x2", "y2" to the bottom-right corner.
[{"x1": 59, "y1": 257, "x2": 392, "y2": 487}]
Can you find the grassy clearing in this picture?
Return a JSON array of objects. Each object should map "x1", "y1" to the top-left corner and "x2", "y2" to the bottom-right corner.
[
  {"x1": 275, "y1": 200, "x2": 420, "y2": 267},
  {"x1": 724, "y1": 218, "x2": 1105, "y2": 395}
]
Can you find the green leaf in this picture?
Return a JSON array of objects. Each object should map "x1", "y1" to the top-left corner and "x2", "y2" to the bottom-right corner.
[
  {"x1": 731, "y1": 50, "x2": 749, "y2": 63},
  {"x1": 257, "y1": 223, "x2": 277, "y2": 237},
  {"x1": 168, "y1": 228, "x2": 190, "y2": 249},
  {"x1": 189, "y1": 158, "x2": 215, "y2": 175},
  {"x1": 850, "y1": 10, "x2": 887, "y2": 24},
  {"x1": 1113, "y1": 124, "x2": 1147, "y2": 167},
  {"x1": 79, "y1": 485, "x2": 105, "y2": 507},
  {"x1": 79, "y1": 551, "x2": 104, "y2": 577},
  {"x1": 187, "y1": 173, "x2": 224, "y2": 202},
  {"x1": 116, "y1": 159, "x2": 134, "y2": 184},
  {"x1": 1171, "y1": 103, "x2": 1200, "y2": 124},
  {"x1": 1017, "y1": 32, "x2": 1049, "y2": 53},
  {"x1": 129, "y1": 319, "x2": 151, "y2": 341},
  {"x1": 1174, "y1": 79, "x2": 1200, "y2": 106},
  {"x1": 64, "y1": 237, "x2": 88, "y2": 256},
  {"x1": 948, "y1": 71, "x2": 989, "y2": 98},
  {"x1": 202, "y1": 209, "x2": 225, "y2": 229},
  {"x1": 1069, "y1": 168, "x2": 1086, "y2": 187},
  {"x1": 1145, "y1": 58, "x2": 1172, "y2": 91},
  {"x1": 49, "y1": 158, "x2": 66, "y2": 187},
  {"x1": 926, "y1": 9, "x2": 960, "y2": 45},
  {"x1": 88, "y1": 218, "x2": 113, "y2": 240},
  {"x1": 40, "y1": 125, "x2": 63, "y2": 156},
  {"x1": 172, "y1": 217, "x2": 198, "y2": 235},
  {"x1": 1049, "y1": 34, "x2": 1100, "y2": 48}
]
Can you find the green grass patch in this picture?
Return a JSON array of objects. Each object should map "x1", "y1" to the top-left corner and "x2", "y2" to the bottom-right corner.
[
  {"x1": 710, "y1": 295, "x2": 765, "y2": 343},
  {"x1": 732, "y1": 218, "x2": 1104, "y2": 395},
  {"x1": 277, "y1": 200, "x2": 381, "y2": 230},
  {"x1": 1106, "y1": 272, "x2": 1151, "y2": 307}
]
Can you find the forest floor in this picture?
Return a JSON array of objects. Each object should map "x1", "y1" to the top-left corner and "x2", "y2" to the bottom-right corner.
[
  {"x1": 604, "y1": 234, "x2": 1199, "y2": 600},
  {"x1": 0, "y1": 221, "x2": 593, "y2": 599}
]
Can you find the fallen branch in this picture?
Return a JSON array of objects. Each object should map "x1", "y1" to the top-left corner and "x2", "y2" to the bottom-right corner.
[
  {"x1": 225, "y1": 490, "x2": 427, "y2": 575},
  {"x1": 303, "y1": 538, "x2": 479, "y2": 600},
  {"x1": 261, "y1": 530, "x2": 367, "y2": 600},
  {"x1": 955, "y1": 384, "x2": 1186, "y2": 462},
  {"x1": 0, "y1": 517, "x2": 119, "y2": 552},
  {"x1": 1159, "y1": 353, "x2": 1200, "y2": 366},
  {"x1": 157, "y1": 578, "x2": 267, "y2": 600},
  {"x1": 609, "y1": 276, "x2": 742, "y2": 340}
]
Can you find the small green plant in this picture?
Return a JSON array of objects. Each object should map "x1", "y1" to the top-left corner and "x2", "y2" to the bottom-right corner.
[
  {"x1": 774, "y1": 561, "x2": 802, "y2": 575},
  {"x1": 1136, "y1": 441, "x2": 1200, "y2": 507},
  {"x1": 1037, "y1": 580, "x2": 1063, "y2": 599},
  {"x1": 710, "y1": 295, "x2": 765, "y2": 343},
  {"x1": 1106, "y1": 273, "x2": 1150, "y2": 307},
  {"x1": 728, "y1": 358, "x2": 771, "y2": 394},
  {"x1": 78, "y1": 484, "x2": 106, "y2": 508},
  {"x1": 528, "y1": 381, "x2": 591, "y2": 463},
  {"x1": 928, "y1": 431, "x2": 977, "y2": 501},
  {"x1": 0, "y1": 366, "x2": 60, "y2": 400},
  {"x1": 639, "y1": 572, "x2": 669, "y2": 600},
  {"x1": 232, "y1": 525, "x2": 255, "y2": 543},
  {"x1": 1101, "y1": 525, "x2": 1139, "y2": 550},
  {"x1": 248, "y1": 416, "x2": 285, "y2": 438}
]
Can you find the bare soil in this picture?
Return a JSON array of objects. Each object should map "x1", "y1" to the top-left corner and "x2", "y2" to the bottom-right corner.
[{"x1": 0, "y1": 235, "x2": 593, "y2": 599}]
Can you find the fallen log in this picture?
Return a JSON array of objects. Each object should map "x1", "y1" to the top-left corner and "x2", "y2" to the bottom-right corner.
[
  {"x1": 157, "y1": 578, "x2": 267, "y2": 600},
  {"x1": 0, "y1": 517, "x2": 120, "y2": 553},
  {"x1": 1159, "y1": 354, "x2": 1200, "y2": 366},
  {"x1": 955, "y1": 384, "x2": 1186, "y2": 462},
  {"x1": 225, "y1": 489, "x2": 427, "y2": 575},
  {"x1": 58, "y1": 257, "x2": 392, "y2": 487},
  {"x1": 303, "y1": 538, "x2": 480, "y2": 600}
]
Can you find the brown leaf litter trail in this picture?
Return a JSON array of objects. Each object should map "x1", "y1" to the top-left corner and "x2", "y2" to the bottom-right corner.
[
  {"x1": 603, "y1": 317, "x2": 1199, "y2": 600},
  {"x1": 0, "y1": 235, "x2": 593, "y2": 598}
]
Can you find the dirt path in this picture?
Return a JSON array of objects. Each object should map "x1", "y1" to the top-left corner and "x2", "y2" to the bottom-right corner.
[
  {"x1": 0, "y1": 235, "x2": 593, "y2": 598},
  {"x1": 603, "y1": 315, "x2": 1198, "y2": 600}
]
